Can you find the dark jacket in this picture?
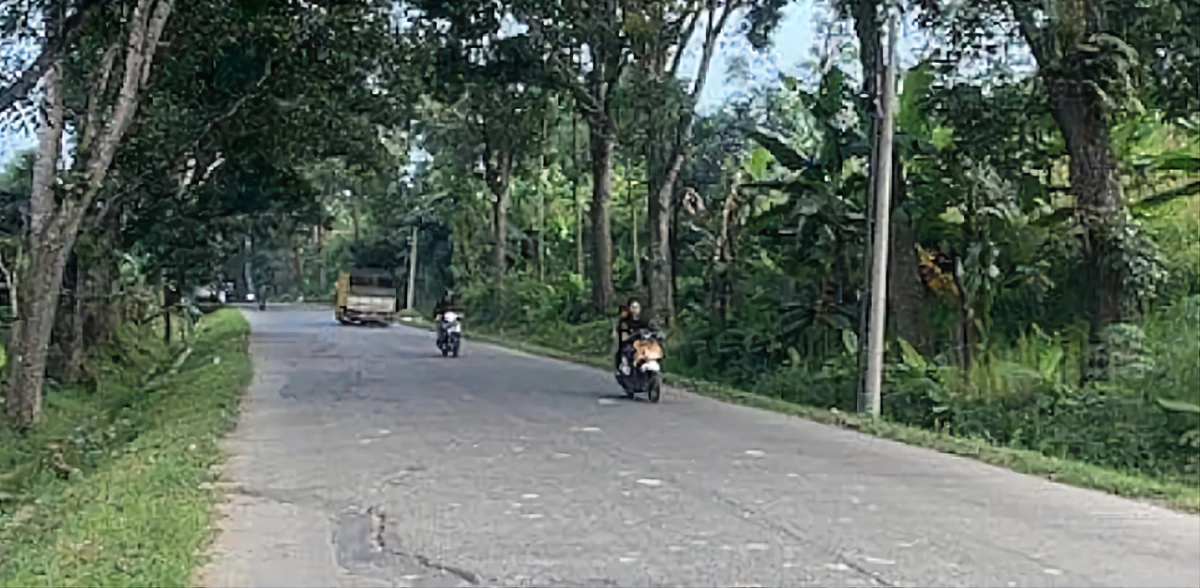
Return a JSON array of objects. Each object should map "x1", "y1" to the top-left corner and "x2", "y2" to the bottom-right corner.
[{"x1": 617, "y1": 313, "x2": 651, "y2": 346}]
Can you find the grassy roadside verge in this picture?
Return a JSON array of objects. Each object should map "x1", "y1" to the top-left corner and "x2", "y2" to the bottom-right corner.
[
  {"x1": 400, "y1": 319, "x2": 1200, "y2": 513},
  {"x1": 0, "y1": 309, "x2": 252, "y2": 587}
]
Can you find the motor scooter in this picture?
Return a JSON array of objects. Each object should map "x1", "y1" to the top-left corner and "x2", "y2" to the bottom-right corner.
[{"x1": 615, "y1": 329, "x2": 664, "y2": 403}]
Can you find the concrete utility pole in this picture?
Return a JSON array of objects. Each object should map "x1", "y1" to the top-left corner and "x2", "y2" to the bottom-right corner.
[
  {"x1": 538, "y1": 104, "x2": 548, "y2": 283},
  {"x1": 860, "y1": 7, "x2": 899, "y2": 417},
  {"x1": 406, "y1": 225, "x2": 419, "y2": 311}
]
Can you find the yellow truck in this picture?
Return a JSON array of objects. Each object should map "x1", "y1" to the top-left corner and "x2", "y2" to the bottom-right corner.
[{"x1": 334, "y1": 268, "x2": 398, "y2": 325}]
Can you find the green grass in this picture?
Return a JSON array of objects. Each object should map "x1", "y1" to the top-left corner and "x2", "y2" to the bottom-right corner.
[
  {"x1": 0, "y1": 309, "x2": 252, "y2": 587},
  {"x1": 401, "y1": 321, "x2": 1200, "y2": 513}
]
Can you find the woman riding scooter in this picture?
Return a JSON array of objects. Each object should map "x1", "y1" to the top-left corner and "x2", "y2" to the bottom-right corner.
[{"x1": 615, "y1": 298, "x2": 651, "y2": 376}]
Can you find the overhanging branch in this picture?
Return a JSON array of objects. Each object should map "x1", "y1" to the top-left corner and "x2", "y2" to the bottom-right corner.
[{"x1": 0, "y1": 0, "x2": 111, "y2": 113}]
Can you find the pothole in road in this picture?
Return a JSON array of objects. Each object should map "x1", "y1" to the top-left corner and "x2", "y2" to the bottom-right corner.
[
  {"x1": 334, "y1": 506, "x2": 483, "y2": 586},
  {"x1": 385, "y1": 465, "x2": 427, "y2": 486}
]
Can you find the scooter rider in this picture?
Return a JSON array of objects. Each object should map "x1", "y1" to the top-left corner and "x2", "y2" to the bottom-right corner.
[
  {"x1": 615, "y1": 298, "x2": 651, "y2": 376},
  {"x1": 433, "y1": 289, "x2": 460, "y2": 345}
]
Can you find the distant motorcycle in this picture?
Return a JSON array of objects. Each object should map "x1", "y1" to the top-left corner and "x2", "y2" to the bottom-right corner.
[
  {"x1": 615, "y1": 328, "x2": 664, "y2": 403},
  {"x1": 437, "y1": 311, "x2": 462, "y2": 357}
]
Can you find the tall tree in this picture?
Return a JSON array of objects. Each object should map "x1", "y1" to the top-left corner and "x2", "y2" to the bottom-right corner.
[
  {"x1": 629, "y1": 0, "x2": 755, "y2": 324},
  {"x1": 7, "y1": 0, "x2": 173, "y2": 424},
  {"x1": 520, "y1": 0, "x2": 628, "y2": 309},
  {"x1": 916, "y1": 0, "x2": 1197, "y2": 371},
  {"x1": 411, "y1": 3, "x2": 550, "y2": 285}
]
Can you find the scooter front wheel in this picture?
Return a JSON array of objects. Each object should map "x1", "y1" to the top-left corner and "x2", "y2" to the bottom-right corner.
[{"x1": 647, "y1": 374, "x2": 662, "y2": 403}]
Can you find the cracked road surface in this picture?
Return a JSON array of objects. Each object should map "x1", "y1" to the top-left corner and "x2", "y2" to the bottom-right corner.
[{"x1": 201, "y1": 309, "x2": 1200, "y2": 588}]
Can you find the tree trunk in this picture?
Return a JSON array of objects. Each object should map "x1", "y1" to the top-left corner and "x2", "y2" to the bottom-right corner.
[
  {"x1": 83, "y1": 237, "x2": 117, "y2": 349},
  {"x1": 316, "y1": 224, "x2": 326, "y2": 295},
  {"x1": 648, "y1": 145, "x2": 682, "y2": 325},
  {"x1": 643, "y1": 1, "x2": 734, "y2": 326},
  {"x1": 886, "y1": 151, "x2": 932, "y2": 353},
  {"x1": 1008, "y1": 0, "x2": 1126, "y2": 377},
  {"x1": 292, "y1": 239, "x2": 304, "y2": 295},
  {"x1": 6, "y1": 59, "x2": 64, "y2": 424},
  {"x1": 588, "y1": 114, "x2": 617, "y2": 310},
  {"x1": 709, "y1": 179, "x2": 748, "y2": 324},
  {"x1": 487, "y1": 148, "x2": 512, "y2": 285},
  {"x1": 1049, "y1": 83, "x2": 1125, "y2": 334},
  {"x1": 243, "y1": 235, "x2": 255, "y2": 298},
  {"x1": 9, "y1": 243, "x2": 70, "y2": 423},
  {"x1": 163, "y1": 280, "x2": 180, "y2": 345},
  {"x1": 8, "y1": 0, "x2": 175, "y2": 424},
  {"x1": 60, "y1": 250, "x2": 86, "y2": 384},
  {"x1": 492, "y1": 186, "x2": 508, "y2": 282}
]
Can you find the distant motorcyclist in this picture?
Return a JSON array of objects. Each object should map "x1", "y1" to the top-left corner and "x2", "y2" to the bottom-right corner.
[
  {"x1": 433, "y1": 289, "x2": 461, "y2": 344},
  {"x1": 615, "y1": 298, "x2": 651, "y2": 376}
]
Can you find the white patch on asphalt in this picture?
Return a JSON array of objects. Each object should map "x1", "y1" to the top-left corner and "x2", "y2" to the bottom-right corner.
[
  {"x1": 571, "y1": 426, "x2": 602, "y2": 432},
  {"x1": 522, "y1": 493, "x2": 539, "y2": 499},
  {"x1": 864, "y1": 556, "x2": 896, "y2": 565},
  {"x1": 598, "y1": 398, "x2": 618, "y2": 405},
  {"x1": 825, "y1": 563, "x2": 851, "y2": 572},
  {"x1": 787, "y1": 473, "x2": 799, "y2": 478},
  {"x1": 849, "y1": 496, "x2": 862, "y2": 504},
  {"x1": 667, "y1": 545, "x2": 684, "y2": 552},
  {"x1": 511, "y1": 502, "x2": 522, "y2": 508},
  {"x1": 1044, "y1": 569, "x2": 1064, "y2": 576},
  {"x1": 377, "y1": 429, "x2": 390, "y2": 435},
  {"x1": 359, "y1": 439, "x2": 372, "y2": 445},
  {"x1": 782, "y1": 562, "x2": 798, "y2": 568},
  {"x1": 635, "y1": 478, "x2": 663, "y2": 487},
  {"x1": 401, "y1": 574, "x2": 424, "y2": 581},
  {"x1": 519, "y1": 513, "x2": 544, "y2": 520},
  {"x1": 720, "y1": 545, "x2": 735, "y2": 552},
  {"x1": 746, "y1": 543, "x2": 769, "y2": 551},
  {"x1": 551, "y1": 452, "x2": 571, "y2": 459},
  {"x1": 619, "y1": 557, "x2": 637, "y2": 563},
  {"x1": 744, "y1": 449, "x2": 766, "y2": 458},
  {"x1": 690, "y1": 540, "x2": 709, "y2": 546},
  {"x1": 837, "y1": 517, "x2": 854, "y2": 524}
]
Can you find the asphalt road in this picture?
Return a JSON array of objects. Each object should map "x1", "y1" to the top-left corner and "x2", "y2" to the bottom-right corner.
[{"x1": 201, "y1": 308, "x2": 1200, "y2": 588}]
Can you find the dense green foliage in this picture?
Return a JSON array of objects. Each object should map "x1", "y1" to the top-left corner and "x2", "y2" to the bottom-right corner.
[{"x1": 0, "y1": 310, "x2": 251, "y2": 586}]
